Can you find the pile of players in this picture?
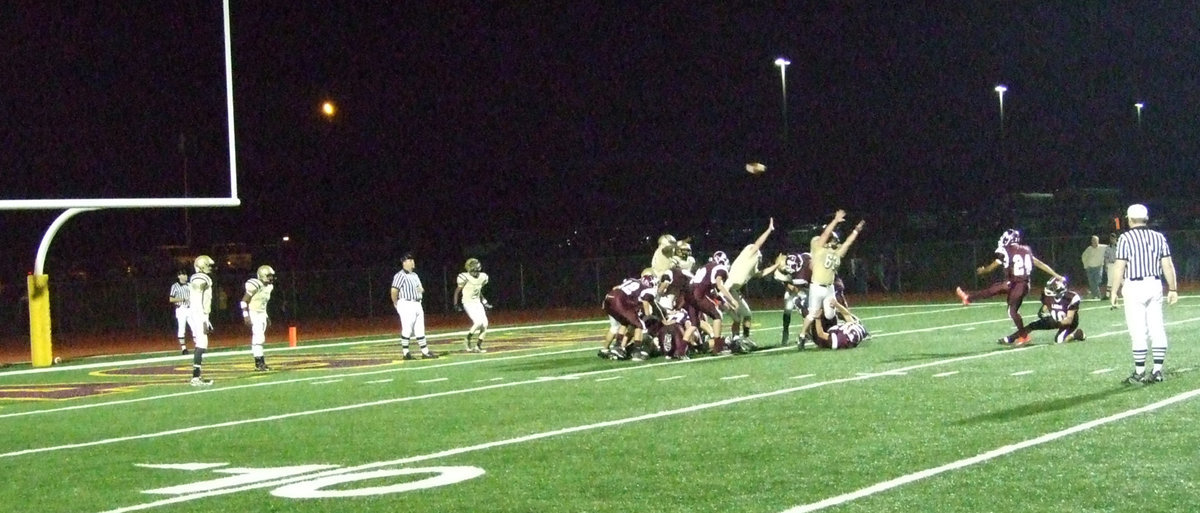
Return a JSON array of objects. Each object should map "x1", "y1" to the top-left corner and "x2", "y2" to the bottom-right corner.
[{"x1": 598, "y1": 211, "x2": 873, "y2": 361}]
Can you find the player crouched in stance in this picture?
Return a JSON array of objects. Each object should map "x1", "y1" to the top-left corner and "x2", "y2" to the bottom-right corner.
[
  {"x1": 599, "y1": 269, "x2": 662, "y2": 360},
  {"x1": 809, "y1": 295, "x2": 871, "y2": 350},
  {"x1": 241, "y1": 265, "x2": 276, "y2": 371},
  {"x1": 998, "y1": 277, "x2": 1085, "y2": 345},
  {"x1": 453, "y1": 258, "x2": 492, "y2": 353}
]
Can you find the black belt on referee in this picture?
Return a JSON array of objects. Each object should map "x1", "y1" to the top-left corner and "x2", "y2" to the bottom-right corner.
[{"x1": 1129, "y1": 276, "x2": 1161, "y2": 281}]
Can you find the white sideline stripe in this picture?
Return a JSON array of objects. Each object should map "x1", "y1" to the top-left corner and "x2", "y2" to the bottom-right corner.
[
  {"x1": 0, "y1": 307, "x2": 1058, "y2": 420},
  {"x1": 96, "y1": 348, "x2": 1032, "y2": 513},
  {"x1": 790, "y1": 374, "x2": 815, "y2": 380},
  {"x1": 780, "y1": 387, "x2": 1200, "y2": 513},
  {"x1": 1091, "y1": 369, "x2": 1114, "y2": 375},
  {"x1": 365, "y1": 379, "x2": 393, "y2": 384},
  {"x1": 310, "y1": 379, "x2": 342, "y2": 385},
  {"x1": 0, "y1": 346, "x2": 597, "y2": 420},
  {"x1": 657, "y1": 375, "x2": 685, "y2": 382},
  {"x1": 594, "y1": 376, "x2": 621, "y2": 382},
  {"x1": 721, "y1": 374, "x2": 749, "y2": 381},
  {"x1": 932, "y1": 371, "x2": 959, "y2": 378},
  {"x1": 416, "y1": 378, "x2": 448, "y2": 384},
  {"x1": 857, "y1": 371, "x2": 906, "y2": 376},
  {"x1": 1010, "y1": 370, "x2": 1034, "y2": 376},
  {"x1": 0, "y1": 319, "x2": 610, "y2": 377}
]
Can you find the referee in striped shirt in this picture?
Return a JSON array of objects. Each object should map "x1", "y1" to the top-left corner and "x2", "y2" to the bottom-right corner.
[
  {"x1": 390, "y1": 253, "x2": 436, "y2": 359},
  {"x1": 1110, "y1": 204, "x2": 1179, "y2": 384},
  {"x1": 169, "y1": 271, "x2": 192, "y2": 354}
]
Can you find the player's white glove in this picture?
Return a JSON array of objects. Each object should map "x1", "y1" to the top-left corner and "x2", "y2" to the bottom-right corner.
[{"x1": 482, "y1": 299, "x2": 493, "y2": 310}]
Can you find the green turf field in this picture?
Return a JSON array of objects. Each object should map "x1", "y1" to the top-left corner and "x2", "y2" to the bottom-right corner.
[{"x1": 2, "y1": 297, "x2": 1199, "y2": 512}]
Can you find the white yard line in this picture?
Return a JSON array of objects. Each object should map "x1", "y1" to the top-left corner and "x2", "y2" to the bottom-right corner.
[
  {"x1": 1091, "y1": 369, "x2": 1114, "y2": 375},
  {"x1": 594, "y1": 376, "x2": 622, "y2": 382},
  {"x1": 96, "y1": 347, "x2": 1036, "y2": 513},
  {"x1": 720, "y1": 374, "x2": 749, "y2": 381},
  {"x1": 416, "y1": 378, "x2": 448, "y2": 384},
  {"x1": 656, "y1": 375, "x2": 685, "y2": 381},
  {"x1": 932, "y1": 371, "x2": 959, "y2": 378},
  {"x1": 309, "y1": 379, "x2": 342, "y2": 385},
  {"x1": 1010, "y1": 370, "x2": 1034, "y2": 376},
  {"x1": 364, "y1": 379, "x2": 393, "y2": 384},
  {"x1": 790, "y1": 374, "x2": 816, "y2": 380},
  {"x1": 779, "y1": 387, "x2": 1200, "y2": 513}
]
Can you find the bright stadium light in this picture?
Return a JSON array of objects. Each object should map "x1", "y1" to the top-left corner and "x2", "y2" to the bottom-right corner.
[
  {"x1": 994, "y1": 84, "x2": 1007, "y2": 130},
  {"x1": 774, "y1": 57, "x2": 791, "y2": 145}
]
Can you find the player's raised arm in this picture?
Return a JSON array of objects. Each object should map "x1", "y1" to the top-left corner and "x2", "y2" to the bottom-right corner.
[
  {"x1": 836, "y1": 219, "x2": 866, "y2": 257},
  {"x1": 1031, "y1": 257, "x2": 1061, "y2": 281},
  {"x1": 813, "y1": 210, "x2": 846, "y2": 250}
]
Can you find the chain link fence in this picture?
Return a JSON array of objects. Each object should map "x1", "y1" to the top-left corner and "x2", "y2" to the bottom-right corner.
[{"x1": 5, "y1": 231, "x2": 1200, "y2": 337}]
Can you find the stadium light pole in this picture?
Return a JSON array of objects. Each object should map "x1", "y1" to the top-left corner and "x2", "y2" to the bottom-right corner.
[
  {"x1": 1134, "y1": 102, "x2": 1144, "y2": 126},
  {"x1": 774, "y1": 57, "x2": 791, "y2": 146},
  {"x1": 994, "y1": 84, "x2": 1007, "y2": 134}
]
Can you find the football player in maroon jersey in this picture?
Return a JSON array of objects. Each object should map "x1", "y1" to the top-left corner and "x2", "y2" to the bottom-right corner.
[
  {"x1": 809, "y1": 295, "x2": 870, "y2": 350},
  {"x1": 600, "y1": 270, "x2": 661, "y2": 359},
  {"x1": 685, "y1": 251, "x2": 736, "y2": 354},
  {"x1": 774, "y1": 252, "x2": 811, "y2": 346},
  {"x1": 956, "y1": 229, "x2": 1062, "y2": 345},
  {"x1": 999, "y1": 276, "x2": 1085, "y2": 345}
]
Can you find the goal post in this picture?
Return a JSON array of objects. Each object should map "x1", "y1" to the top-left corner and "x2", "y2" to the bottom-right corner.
[{"x1": 4, "y1": 0, "x2": 241, "y2": 367}]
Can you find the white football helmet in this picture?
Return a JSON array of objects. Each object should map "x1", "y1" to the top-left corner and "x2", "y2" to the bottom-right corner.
[
  {"x1": 464, "y1": 258, "x2": 482, "y2": 274},
  {"x1": 657, "y1": 234, "x2": 677, "y2": 248},
  {"x1": 194, "y1": 255, "x2": 215, "y2": 274},
  {"x1": 998, "y1": 229, "x2": 1021, "y2": 247},
  {"x1": 257, "y1": 265, "x2": 276, "y2": 283},
  {"x1": 1044, "y1": 276, "x2": 1067, "y2": 299}
]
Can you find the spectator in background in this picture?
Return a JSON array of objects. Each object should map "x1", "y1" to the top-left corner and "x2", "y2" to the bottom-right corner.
[
  {"x1": 1104, "y1": 233, "x2": 1118, "y2": 300},
  {"x1": 872, "y1": 253, "x2": 890, "y2": 294},
  {"x1": 1081, "y1": 235, "x2": 1107, "y2": 300}
]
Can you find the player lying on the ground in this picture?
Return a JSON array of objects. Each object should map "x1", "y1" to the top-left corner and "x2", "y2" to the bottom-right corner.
[
  {"x1": 808, "y1": 295, "x2": 871, "y2": 350},
  {"x1": 999, "y1": 276, "x2": 1085, "y2": 345}
]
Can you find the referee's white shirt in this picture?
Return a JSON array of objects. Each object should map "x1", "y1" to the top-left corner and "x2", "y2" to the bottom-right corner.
[
  {"x1": 391, "y1": 270, "x2": 423, "y2": 302},
  {"x1": 1116, "y1": 227, "x2": 1171, "y2": 280}
]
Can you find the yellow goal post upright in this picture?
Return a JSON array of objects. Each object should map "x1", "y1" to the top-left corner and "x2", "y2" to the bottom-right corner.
[{"x1": 0, "y1": 1, "x2": 241, "y2": 367}]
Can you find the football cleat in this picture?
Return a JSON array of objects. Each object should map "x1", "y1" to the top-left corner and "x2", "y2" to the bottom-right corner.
[
  {"x1": 1013, "y1": 335, "x2": 1032, "y2": 346},
  {"x1": 403, "y1": 352, "x2": 414, "y2": 361},
  {"x1": 1145, "y1": 370, "x2": 1164, "y2": 383},
  {"x1": 955, "y1": 287, "x2": 970, "y2": 306},
  {"x1": 1072, "y1": 329, "x2": 1086, "y2": 341},
  {"x1": 189, "y1": 377, "x2": 214, "y2": 387},
  {"x1": 181, "y1": 348, "x2": 190, "y2": 355},
  {"x1": 1124, "y1": 371, "x2": 1145, "y2": 385},
  {"x1": 597, "y1": 348, "x2": 610, "y2": 359},
  {"x1": 997, "y1": 336, "x2": 1013, "y2": 345},
  {"x1": 421, "y1": 351, "x2": 438, "y2": 359}
]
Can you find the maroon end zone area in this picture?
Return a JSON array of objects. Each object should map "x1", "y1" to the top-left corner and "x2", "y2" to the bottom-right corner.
[{"x1": 0, "y1": 307, "x2": 602, "y2": 365}]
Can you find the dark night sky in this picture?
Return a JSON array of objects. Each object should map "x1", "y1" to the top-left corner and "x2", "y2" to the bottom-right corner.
[{"x1": 3, "y1": 2, "x2": 1199, "y2": 274}]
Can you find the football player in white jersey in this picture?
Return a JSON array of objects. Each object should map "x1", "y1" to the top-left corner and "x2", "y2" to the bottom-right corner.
[
  {"x1": 724, "y1": 218, "x2": 784, "y2": 350},
  {"x1": 241, "y1": 265, "x2": 276, "y2": 371},
  {"x1": 453, "y1": 258, "x2": 492, "y2": 353},
  {"x1": 650, "y1": 234, "x2": 678, "y2": 275},
  {"x1": 187, "y1": 255, "x2": 216, "y2": 386}
]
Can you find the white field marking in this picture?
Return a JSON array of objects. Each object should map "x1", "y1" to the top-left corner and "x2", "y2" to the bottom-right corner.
[
  {"x1": 0, "y1": 318, "x2": 611, "y2": 377},
  {"x1": 790, "y1": 374, "x2": 816, "y2": 380},
  {"x1": 0, "y1": 346, "x2": 597, "y2": 420},
  {"x1": 857, "y1": 371, "x2": 906, "y2": 376},
  {"x1": 365, "y1": 379, "x2": 393, "y2": 384},
  {"x1": 932, "y1": 371, "x2": 959, "y2": 378},
  {"x1": 656, "y1": 375, "x2": 685, "y2": 382},
  {"x1": 1177, "y1": 367, "x2": 1195, "y2": 373},
  {"x1": 8, "y1": 340, "x2": 1034, "y2": 464},
  {"x1": 1010, "y1": 370, "x2": 1034, "y2": 376},
  {"x1": 416, "y1": 378, "x2": 448, "y2": 384},
  {"x1": 721, "y1": 374, "x2": 750, "y2": 381},
  {"x1": 97, "y1": 348, "x2": 1034, "y2": 513},
  {"x1": 1091, "y1": 369, "x2": 1114, "y2": 375},
  {"x1": 962, "y1": 327, "x2": 976, "y2": 331},
  {"x1": 310, "y1": 379, "x2": 343, "y2": 385},
  {"x1": 135, "y1": 463, "x2": 228, "y2": 471},
  {"x1": 486, "y1": 377, "x2": 505, "y2": 381},
  {"x1": 594, "y1": 376, "x2": 622, "y2": 382},
  {"x1": 780, "y1": 387, "x2": 1200, "y2": 513}
]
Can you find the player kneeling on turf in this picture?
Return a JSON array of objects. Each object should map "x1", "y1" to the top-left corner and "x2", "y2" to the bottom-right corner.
[{"x1": 999, "y1": 277, "x2": 1085, "y2": 345}]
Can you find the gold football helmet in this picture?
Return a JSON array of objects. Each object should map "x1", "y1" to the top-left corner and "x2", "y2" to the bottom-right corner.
[
  {"x1": 464, "y1": 258, "x2": 482, "y2": 274},
  {"x1": 194, "y1": 255, "x2": 215, "y2": 274},
  {"x1": 257, "y1": 265, "x2": 276, "y2": 283}
]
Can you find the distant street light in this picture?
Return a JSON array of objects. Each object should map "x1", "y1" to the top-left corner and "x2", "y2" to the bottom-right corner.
[
  {"x1": 1134, "y1": 102, "x2": 1144, "y2": 125},
  {"x1": 321, "y1": 101, "x2": 336, "y2": 118},
  {"x1": 774, "y1": 57, "x2": 791, "y2": 145},
  {"x1": 994, "y1": 85, "x2": 1007, "y2": 132}
]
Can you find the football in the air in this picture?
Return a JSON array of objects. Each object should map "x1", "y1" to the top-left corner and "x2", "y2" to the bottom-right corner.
[{"x1": 745, "y1": 162, "x2": 766, "y2": 174}]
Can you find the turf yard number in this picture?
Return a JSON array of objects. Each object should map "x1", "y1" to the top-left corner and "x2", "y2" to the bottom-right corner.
[{"x1": 140, "y1": 463, "x2": 485, "y2": 498}]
